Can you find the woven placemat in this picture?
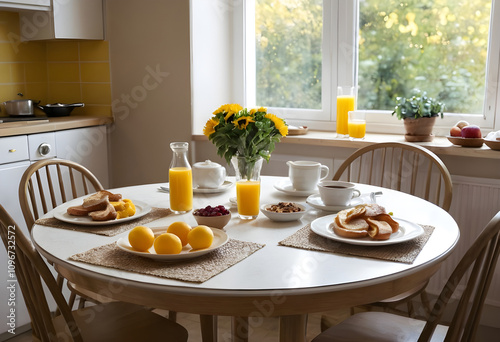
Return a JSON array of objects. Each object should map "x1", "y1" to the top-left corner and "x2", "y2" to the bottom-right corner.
[
  {"x1": 35, "y1": 207, "x2": 172, "y2": 237},
  {"x1": 69, "y1": 239, "x2": 265, "y2": 283},
  {"x1": 278, "y1": 224, "x2": 434, "y2": 264}
]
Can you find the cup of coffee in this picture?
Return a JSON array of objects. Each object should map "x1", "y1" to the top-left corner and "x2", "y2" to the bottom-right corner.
[
  {"x1": 192, "y1": 160, "x2": 226, "y2": 189},
  {"x1": 317, "y1": 180, "x2": 361, "y2": 206},
  {"x1": 287, "y1": 160, "x2": 329, "y2": 191}
]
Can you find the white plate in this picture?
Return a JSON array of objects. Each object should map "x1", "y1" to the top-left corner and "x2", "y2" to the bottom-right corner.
[
  {"x1": 53, "y1": 199, "x2": 151, "y2": 226},
  {"x1": 273, "y1": 180, "x2": 318, "y2": 196},
  {"x1": 306, "y1": 194, "x2": 363, "y2": 212},
  {"x1": 116, "y1": 227, "x2": 229, "y2": 261},
  {"x1": 163, "y1": 180, "x2": 234, "y2": 194},
  {"x1": 310, "y1": 214, "x2": 424, "y2": 246}
]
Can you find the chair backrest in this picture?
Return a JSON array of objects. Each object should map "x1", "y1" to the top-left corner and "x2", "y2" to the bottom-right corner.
[
  {"x1": 419, "y1": 210, "x2": 500, "y2": 342},
  {"x1": 0, "y1": 204, "x2": 83, "y2": 342},
  {"x1": 332, "y1": 142, "x2": 453, "y2": 210},
  {"x1": 19, "y1": 158, "x2": 104, "y2": 230}
]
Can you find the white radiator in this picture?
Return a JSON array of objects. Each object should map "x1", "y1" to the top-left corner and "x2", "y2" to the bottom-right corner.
[{"x1": 426, "y1": 175, "x2": 500, "y2": 324}]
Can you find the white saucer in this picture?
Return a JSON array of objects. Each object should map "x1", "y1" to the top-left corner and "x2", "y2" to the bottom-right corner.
[
  {"x1": 273, "y1": 180, "x2": 318, "y2": 197},
  {"x1": 306, "y1": 194, "x2": 363, "y2": 212},
  {"x1": 163, "y1": 180, "x2": 234, "y2": 194}
]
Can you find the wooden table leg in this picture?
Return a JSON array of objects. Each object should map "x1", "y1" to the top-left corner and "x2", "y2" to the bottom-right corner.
[
  {"x1": 280, "y1": 314, "x2": 307, "y2": 342},
  {"x1": 231, "y1": 316, "x2": 249, "y2": 342},
  {"x1": 200, "y1": 315, "x2": 218, "y2": 342}
]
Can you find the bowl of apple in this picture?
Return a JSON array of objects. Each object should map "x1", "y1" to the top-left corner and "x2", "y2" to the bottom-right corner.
[{"x1": 447, "y1": 121, "x2": 484, "y2": 147}]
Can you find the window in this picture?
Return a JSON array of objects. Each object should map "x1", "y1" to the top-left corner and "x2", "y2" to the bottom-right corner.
[{"x1": 243, "y1": 0, "x2": 500, "y2": 133}]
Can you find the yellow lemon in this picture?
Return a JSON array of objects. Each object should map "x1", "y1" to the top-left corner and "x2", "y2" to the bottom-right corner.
[
  {"x1": 166, "y1": 221, "x2": 191, "y2": 246},
  {"x1": 188, "y1": 225, "x2": 214, "y2": 250},
  {"x1": 154, "y1": 233, "x2": 183, "y2": 254},
  {"x1": 128, "y1": 226, "x2": 155, "y2": 252}
]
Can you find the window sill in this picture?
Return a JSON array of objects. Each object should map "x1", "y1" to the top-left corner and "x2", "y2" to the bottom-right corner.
[{"x1": 192, "y1": 130, "x2": 500, "y2": 160}]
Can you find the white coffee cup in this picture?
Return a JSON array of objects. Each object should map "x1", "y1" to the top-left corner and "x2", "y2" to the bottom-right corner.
[
  {"x1": 192, "y1": 160, "x2": 226, "y2": 189},
  {"x1": 287, "y1": 160, "x2": 329, "y2": 191},
  {"x1": 318, "y1": 180, "x2": 361, "y2": 206}
]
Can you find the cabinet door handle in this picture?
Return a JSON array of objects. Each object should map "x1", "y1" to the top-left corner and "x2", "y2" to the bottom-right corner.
[{"x1": 9, "y1": 149, "x2": 16, "y2": 153}]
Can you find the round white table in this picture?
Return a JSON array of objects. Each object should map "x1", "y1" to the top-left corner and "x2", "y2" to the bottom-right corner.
[{"x1": 31, "y1": 176, "x2": 459, "y2": 342}]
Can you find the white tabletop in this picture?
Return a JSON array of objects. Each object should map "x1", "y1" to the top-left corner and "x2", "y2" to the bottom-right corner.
[{"x1": 32, "y1": 175, "x2": 459, "y2": 311}]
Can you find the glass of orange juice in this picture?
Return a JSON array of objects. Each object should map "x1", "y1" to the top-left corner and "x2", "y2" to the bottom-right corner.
[
  {"x1": 348, "y1": 111, "x2": 366, "y2": 139},
  {"x1": 337, "y1": 86, "x2": 356, "y2": 138},
  {"x1": 231, "y1": 156, "x2": 263, "y2": 219},
  {"x1": 169, "y1": 142, "x2": 193, "y2": 214}
]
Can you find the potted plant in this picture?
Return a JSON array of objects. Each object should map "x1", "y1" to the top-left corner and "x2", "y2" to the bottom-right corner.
[{"x1": 392, "y1": 89, "x2": 445, "y2": 142}]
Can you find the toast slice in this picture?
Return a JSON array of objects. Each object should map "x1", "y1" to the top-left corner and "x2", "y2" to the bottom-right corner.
[{"x1": 89, "y1": 202, "x2": 117, "y2": 221}]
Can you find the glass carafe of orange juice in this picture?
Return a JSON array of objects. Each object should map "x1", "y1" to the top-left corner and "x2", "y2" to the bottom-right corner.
[{"x1": 169, "y1": 142, "x2": 193, "y2": 214}]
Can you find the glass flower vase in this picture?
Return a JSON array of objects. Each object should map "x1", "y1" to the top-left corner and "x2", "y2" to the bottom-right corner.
[{"x1": 231, "y1": 156, "x2": 263, "y2": 219}]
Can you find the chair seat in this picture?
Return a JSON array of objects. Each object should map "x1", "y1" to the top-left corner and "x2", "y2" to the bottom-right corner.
[
  {"x1": 53, "y1": 302, "x2": 188, "y2": 341},
  {"x1": 313, "y1": 312, "x2": 448, "y2": 342}
]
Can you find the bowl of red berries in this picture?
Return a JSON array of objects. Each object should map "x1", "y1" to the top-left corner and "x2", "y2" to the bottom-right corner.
[{"x1": 193, "y1": 205, "x2": 231, "y2": 229}]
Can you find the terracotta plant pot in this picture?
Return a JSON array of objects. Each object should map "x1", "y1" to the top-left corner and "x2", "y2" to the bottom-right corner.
[{"x1": 403, "y1": 116, "x2": 437, "y2": 142}]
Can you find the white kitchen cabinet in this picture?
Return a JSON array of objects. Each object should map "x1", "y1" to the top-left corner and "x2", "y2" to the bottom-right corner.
[
  {"x1": 55, "y1": 126, "x2": 109, "y2": 188},
  {"x1": 20, "y1": 0, "x2": 104, "y2": 41},
  {"x1": 0, "y1": 0, "x2": 50, "y2": 11},
  {"x1": 0, "y1": 161, "x2": 32, "y2": 336}
]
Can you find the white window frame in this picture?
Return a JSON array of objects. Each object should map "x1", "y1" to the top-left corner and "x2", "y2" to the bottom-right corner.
[{"x1": 237, "y1": 0, "x2": 500, "y2": 135}]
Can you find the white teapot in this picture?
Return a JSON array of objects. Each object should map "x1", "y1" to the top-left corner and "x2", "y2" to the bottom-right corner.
[{"x1": 192, "y1": 160, "x2": 226, "y2": 189}]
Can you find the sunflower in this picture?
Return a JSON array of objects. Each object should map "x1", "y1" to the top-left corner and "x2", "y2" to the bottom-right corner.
[
  {"x1": 249, "y1": 107, "x2": 267, "y2": 115},
  {"x1": 234, "y1": 116, "x2": 255, "y2": 130},
  {"x1": 214, "y1": 104, "x2": 243, "y2": 122},
  {"x1": 203, "y1": 117, "x2": 219, "y2": 137},
  {"x1": 265, "y1": 113, "x2": 288, "y2": 136}
]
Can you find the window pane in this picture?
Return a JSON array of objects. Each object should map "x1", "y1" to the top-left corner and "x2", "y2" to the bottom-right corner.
[
  {"x1": 255, "y1": 0, "x2": 323, "y2": 109},
  {"x1": 358, "y1": 0, "x2": 491, "y2": 114}
]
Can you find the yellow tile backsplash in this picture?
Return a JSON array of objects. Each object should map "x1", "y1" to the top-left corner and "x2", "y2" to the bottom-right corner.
[{"x1": 0, "y1": 11, "x2": 111, "y2": 117}]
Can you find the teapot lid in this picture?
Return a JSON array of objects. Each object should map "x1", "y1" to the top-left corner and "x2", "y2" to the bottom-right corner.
[{"x1": 193, "y1": 160, "x2": 222, "y2": 169}]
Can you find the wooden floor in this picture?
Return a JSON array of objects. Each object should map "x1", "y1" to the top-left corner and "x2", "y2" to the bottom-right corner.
[
  {"x1": 2, "y1": 311, "x2": 323, "y2": 342},
  {"x1": 4, "y1": 309, "x2": 500, "y2": 341}
]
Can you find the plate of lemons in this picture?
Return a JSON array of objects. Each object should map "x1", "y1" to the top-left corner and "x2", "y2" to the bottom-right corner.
[{"x1": 117, "y1": 223, "x2": 229, "y2": 261}]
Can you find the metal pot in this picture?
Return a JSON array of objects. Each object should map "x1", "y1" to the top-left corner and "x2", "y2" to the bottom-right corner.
[
  {"x1": 3, "y1": 99, "x2": 39, "y2": 116},
  {"x1": 37, "y1": 103, "x2": 85, "y2": 117}
]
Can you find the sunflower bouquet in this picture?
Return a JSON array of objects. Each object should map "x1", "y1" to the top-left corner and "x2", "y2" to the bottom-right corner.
[{"x1": 203, "y1": 104, "x2": 288, "y2": 174}]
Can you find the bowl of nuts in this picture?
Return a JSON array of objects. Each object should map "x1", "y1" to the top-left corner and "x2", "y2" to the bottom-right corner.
[
  {"x1": 260, "y1": 202, "x2": 306, "y2": 222},
  {"x1": 193, "y1": 205, "x2": 231, "y2": 229}
]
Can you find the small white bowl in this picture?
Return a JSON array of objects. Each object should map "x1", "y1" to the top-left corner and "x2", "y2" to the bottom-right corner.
[
  {"x1": 193, "y1": 210, "x2": 231, "y2": 229},
  {"x1": 260, "y1": 203, "x2": 306, "y2": 222}
]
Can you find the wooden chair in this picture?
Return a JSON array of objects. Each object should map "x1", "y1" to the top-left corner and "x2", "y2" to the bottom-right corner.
[
  {"x1": 332, "y1": 142, "x2": 452, "y2": 211},
  {"x1": 19, "y1": 158, "x2": 104, "y2": 230},
  {"x1": 331, "y1": 142, "x2": 453, "y2": 317},
  {"x1": 18, "y1": 158, "x2": 109, "y2": 309},
  {"x1": 313, "y1": 210, "x2": 500, "y2": 342},
  {"x1": 0, "y1": 204, "x2": 189, "y2": 342}
]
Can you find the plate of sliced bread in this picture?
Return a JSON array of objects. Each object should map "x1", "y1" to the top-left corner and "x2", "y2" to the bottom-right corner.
[{"x1": 53, "y1": 190, "x2": 151, "y2": 226}]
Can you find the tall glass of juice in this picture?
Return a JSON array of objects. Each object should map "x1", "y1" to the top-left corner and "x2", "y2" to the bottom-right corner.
[
  {"x1": 337, "y1": 86, "x2": 356, "y2": 138},
  {"x1": 231, "y1": 156, "x2": 263, "y2": 219},
  {"x1": 169, "y1": 142, "x2": 193, "y2": 214}
]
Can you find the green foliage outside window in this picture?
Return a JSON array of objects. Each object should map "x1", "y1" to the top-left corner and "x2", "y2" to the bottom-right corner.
[
  {"x1": 359, "y1": 0, "x2": 490, "y2": 114},
  {"x1": 256, "y1": 0, "x2": 322, "y2": 109},
  {"x1": 255, "y1": 0, "x2": 491, "y2": 115}
]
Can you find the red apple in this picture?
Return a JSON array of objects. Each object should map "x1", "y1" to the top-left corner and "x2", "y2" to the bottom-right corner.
[
  {"x1": 461, "y1": 125, "x2": 482, "y2": 138},
  {"x1": 450, "y1": 126, "x2": 461, "y2": 137}
]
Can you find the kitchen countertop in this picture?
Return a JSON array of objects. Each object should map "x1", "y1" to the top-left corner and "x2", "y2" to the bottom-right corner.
[{"x1": 0, "y1": 116, "x2": 114, "y2": 137}]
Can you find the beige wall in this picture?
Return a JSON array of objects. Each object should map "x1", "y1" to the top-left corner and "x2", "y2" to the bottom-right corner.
[{"x1": 106, "y1": 0, "x2": 191, "y2": 187}]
